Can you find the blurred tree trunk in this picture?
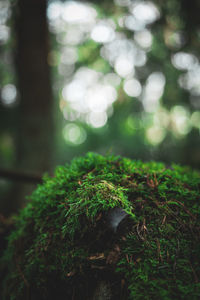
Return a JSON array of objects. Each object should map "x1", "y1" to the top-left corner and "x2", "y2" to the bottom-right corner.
[
  {"x1": 3, "y1": 0, "x2": 53, "y2": 214},
  {"x1": 15, "y1": 0, "x2": 53, "y2": 172}
]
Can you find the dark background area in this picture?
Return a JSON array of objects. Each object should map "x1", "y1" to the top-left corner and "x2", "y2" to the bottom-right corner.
[{"x1": 0, "y1": 0, "x2": 200, "y2": 216}]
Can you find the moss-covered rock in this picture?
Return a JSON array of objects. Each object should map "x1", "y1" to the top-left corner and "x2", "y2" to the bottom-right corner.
[{"x1": 1, "y1": 153, "x2": 200, "y2": 299}]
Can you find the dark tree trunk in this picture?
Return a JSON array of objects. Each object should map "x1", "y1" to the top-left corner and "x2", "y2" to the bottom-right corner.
[
  {"x1": 15, "y1": 0, "x2": 53, "y2": 173},
  {"x1": 2, "y1": 0, "x2": 54, "y2": 214}
]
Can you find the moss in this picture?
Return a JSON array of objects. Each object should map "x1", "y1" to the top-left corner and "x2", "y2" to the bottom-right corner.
[{"x1": 1, "y1": 152, "x2": 200, "y2": 299}]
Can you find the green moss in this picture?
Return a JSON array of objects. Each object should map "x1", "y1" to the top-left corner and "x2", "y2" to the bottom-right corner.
[{"x1": 1, "y1": 152, "x2": 200, "y2": 299}]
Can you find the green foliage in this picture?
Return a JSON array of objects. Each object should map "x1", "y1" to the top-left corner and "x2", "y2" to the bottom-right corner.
[{"x1": 1, "y1": 153, "x2": 200, "y2": 299}]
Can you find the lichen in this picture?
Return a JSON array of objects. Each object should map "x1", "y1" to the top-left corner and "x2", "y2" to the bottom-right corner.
[{"x1": 1, "y1": 152, "x2": 200, "y2": 299}]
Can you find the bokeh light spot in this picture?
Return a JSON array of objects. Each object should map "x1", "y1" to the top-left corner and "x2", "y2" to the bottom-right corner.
[
  {"x1": 134, "y1": 30, "x2": 152, "y2": 49},
  {"x1": 170, "y1": 106, "x2": 191, "y2": 136},
  {"x1": 63, "y1": 123, "x2": 86, "y2": 145},
  {"x1": 86, "y1": 84, "x2": 117, "y2": 112},
  {"x1": 124, "y1": 15, "x2": 144, "y2": 31},
  {"x1": 1, "y1": 84, "x2": 17, "y2": 105},
  {"x1": 131, "y1": 1, "x2": 160, "y2": 25},
  {"x1": 0, "y1": 25, "x2": 10, "y2": 43},
  {"x1": 142, "y1": 72, "x2": 165, "y2": 112},
  {"x1": 172, "y1": 52, "x2": 198, "y2": 71},
  {"x1": 124, "y1": 116, "x2": 136, "y2": 135},
  {"x1": 47, "y1": 2, "x2": 61, "y2": 20},
  {"x1": 62, "y1": 80, "x2": 86, "y2": 103},
  {"x1": 0, "y1": 1, "x2": 10, "y2": 25},
  {"x1": 146, "y1": 126, "x2": 166, "y2": 145},
  {"x1": 153, "y1": 109, "x2": 170, "y2": 128},
  {"x1": 60, "y1": 47, "x2": 78, "y2": 65},
  {"x1": 87, "y1": 111, "x2": 107, "y2": 128},
  {"x1": 124, "y1": 78, "x2": 142, "y2": 97},
  {"x1": 114, "y1": 55, "x2": 134, "y2": 77},
  {"x1": 190, "y1": 111, "x2": 200, "y2": 129},
  {"x1": 91, "y1": 22, "x2": 115, "y2": 43},
  {"x1": 61, "y1": 1, "x2": 97, "y2": 24}
]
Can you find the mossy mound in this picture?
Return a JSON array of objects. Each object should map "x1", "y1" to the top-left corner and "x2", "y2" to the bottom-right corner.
[{"x1": 1, "y1": 153, "x2": 200, "y2": 300}]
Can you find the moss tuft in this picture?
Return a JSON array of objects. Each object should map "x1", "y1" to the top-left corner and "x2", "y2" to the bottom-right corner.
[{"x1": 1, "y1": 153, "x2": 200, "y2": 299}]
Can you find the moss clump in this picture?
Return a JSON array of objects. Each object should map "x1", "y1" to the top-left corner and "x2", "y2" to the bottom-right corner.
[{"x1": 1, "y1": 152, "x2": 200, "y2": 300}]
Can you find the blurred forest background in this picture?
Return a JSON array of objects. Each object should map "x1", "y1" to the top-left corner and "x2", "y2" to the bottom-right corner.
[{"x1": 0, "y1": 0, "x2": 200, "y2": 215}]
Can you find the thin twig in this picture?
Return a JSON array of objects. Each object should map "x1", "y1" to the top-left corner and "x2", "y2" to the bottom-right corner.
[{"x1": 0, "y1": 169, "x2": 42, "y2": 184}]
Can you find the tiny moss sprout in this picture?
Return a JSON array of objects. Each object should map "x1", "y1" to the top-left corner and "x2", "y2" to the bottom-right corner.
[{"x1": 1, "y1": 153, "x2": 200, "y2": 299}]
